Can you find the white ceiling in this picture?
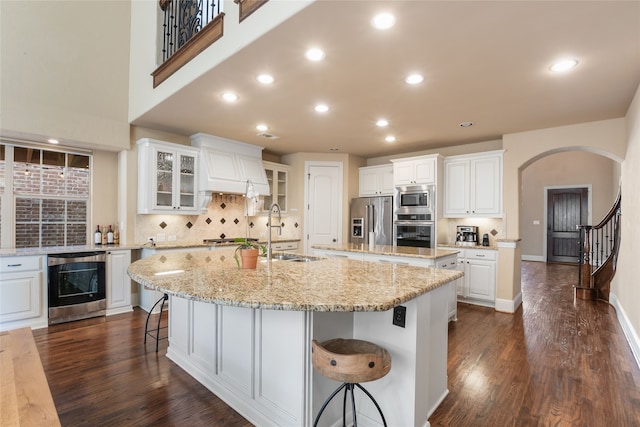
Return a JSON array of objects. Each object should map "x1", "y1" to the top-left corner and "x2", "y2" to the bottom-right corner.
[{"x1": 131, "y1": 1, "x2": 640, "y2": 159}]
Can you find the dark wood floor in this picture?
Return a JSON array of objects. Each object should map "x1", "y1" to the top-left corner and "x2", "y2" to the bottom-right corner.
[{"x1": 33, "y1": 262, "x2": 640, "y2": 426}]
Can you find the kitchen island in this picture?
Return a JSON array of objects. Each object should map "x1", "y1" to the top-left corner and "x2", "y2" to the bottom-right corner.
[{"x1": 128, "y1": 248, "x2": 463, "y2": 427}]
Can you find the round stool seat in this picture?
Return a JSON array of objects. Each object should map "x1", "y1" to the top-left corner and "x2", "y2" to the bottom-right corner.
[{"x1": 312, "y1": 338, "x2": 391, "y2": 384}]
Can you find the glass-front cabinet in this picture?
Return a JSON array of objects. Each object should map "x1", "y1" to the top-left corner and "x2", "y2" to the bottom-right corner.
[
  {"x1": 137, "y1": 139, "x2": 199, "y2": 214},
  {"x1": 262, "y1": 161, "x2": 289, "y2": 213}
]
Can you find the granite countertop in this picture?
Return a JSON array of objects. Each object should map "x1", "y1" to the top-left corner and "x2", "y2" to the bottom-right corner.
[
  {"x1": 127, "y1": 248, "x2": 463, "y2": 312},
  {"x1": 437, "y1": 243, "x2": 498, "y2": 250},
  {"x1": 0, "y1": 239, "x2": 301, "y2": 257},
  {"x1": 312, "y1": 243, "x2": 459, "y2": 259}
]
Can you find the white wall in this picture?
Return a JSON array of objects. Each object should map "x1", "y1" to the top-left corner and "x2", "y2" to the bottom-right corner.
[
  {"x1": 611, "y1": 84, "x2": 640, "y2": 362},
  {"x1": 0, "y1": 1, "x2": 131, "y2": 151}
]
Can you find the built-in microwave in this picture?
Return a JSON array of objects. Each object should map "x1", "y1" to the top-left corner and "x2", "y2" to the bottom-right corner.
[{"x1": 394, "y1": 185, "x2": 434, "y2": 212}]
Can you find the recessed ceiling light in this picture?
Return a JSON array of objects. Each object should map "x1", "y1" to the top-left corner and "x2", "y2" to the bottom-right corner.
[
  {"x1": 549, "y1": 59, "x2": 579, "y2": 73},
  {"x1": 256, "y1": 124, "x2": 269, "y2": 132},
  {"x1": 256, "y1": 74, "x2": 274, "y2": 84},
  {"x1": 371, "y1": 12, "x2": 395, "y2": 30},
  {"x1": 47, "y1": 139, "x2": 59, "y2": 144},
  {"x1": 376, "y1": 119, "x2": 389, "y2": 127},
  {"x1": 385, "y1": 135, "x2": 396, "y2": 143},
  {"x1": 405, "y1": 73, "x2": 424, "y2": 85},
  {"x1": 305, "y1": 48, "x2": 325, "y2": 62},
  {"x1": 459, "y1": 121, "x2": 474, "y2": 127},
  {"x1": 315, "y1": 104, "x2": 329, "y2": 113},
  {"x1": 221, "y1": 92, "x2": 238, "y2": 102}
]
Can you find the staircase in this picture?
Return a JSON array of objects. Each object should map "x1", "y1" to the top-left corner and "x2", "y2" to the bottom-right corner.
[{"x1": 575, "y1": 191, "x2": 622, "y2": 301}]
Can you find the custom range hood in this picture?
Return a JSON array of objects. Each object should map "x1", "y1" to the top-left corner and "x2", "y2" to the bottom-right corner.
[{"x1": 191, "y1": 133, "x2": 270, "y2": 207}]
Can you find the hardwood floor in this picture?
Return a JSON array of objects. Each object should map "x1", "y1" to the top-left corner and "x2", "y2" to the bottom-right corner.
[{"x1": 33, "y1": 261, "x2": 640, "y2": 426}]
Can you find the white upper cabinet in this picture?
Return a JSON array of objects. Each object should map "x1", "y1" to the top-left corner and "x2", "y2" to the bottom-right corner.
[
  {"x1": 262, "y1": 161, "x2": 289, "y2": 212},
  {"x1": 443, "y1": 150, "x2": 503, "y2": 218},
  {"x1": 391, "y1": 155, "x2": 437, "y2": 186},
  {"x1": 359, "y1": 164, "x2": 394, "y2": 196},
  {"x1": 137, "y1": 138, "x2": 200, "y2": 214}
]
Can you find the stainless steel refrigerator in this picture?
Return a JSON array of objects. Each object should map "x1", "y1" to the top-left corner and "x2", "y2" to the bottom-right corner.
[{"x1": 349, "y1": 196, "x2": 393, "y2": 245}]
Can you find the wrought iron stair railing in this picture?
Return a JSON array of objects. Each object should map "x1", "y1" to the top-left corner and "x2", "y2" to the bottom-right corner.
[{"x1": 576, "y1": 190, "x2": 621, "y2": 301}]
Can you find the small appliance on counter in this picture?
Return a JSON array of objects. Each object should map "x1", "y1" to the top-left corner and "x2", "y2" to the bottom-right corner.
[
  {"x1": 455, "y1": 225, "x2": 479, "y2": 246},
  {"x1": 482, "y1": 233, "x2": 490, "y2": 246}
]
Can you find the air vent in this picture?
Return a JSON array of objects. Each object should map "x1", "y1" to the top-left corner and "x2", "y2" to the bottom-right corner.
[{"x1": 257, "y1": 133, "x2": 280, "y2": 139}]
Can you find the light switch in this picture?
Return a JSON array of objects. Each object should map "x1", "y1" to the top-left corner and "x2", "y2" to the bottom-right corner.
[{"x1": 533, "y1": 220, "x2": 540, "y2": 225}]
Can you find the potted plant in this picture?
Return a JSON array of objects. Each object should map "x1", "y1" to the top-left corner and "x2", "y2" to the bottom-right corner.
[{"x1": 233, "y1": 238, "x2": 266, "y2": 269}]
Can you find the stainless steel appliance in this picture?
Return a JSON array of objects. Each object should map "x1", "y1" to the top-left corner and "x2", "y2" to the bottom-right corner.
[
  {"x1": 350, "y1": 196, "x2": 393, "y2": 245},
  {"x1": 48, "y1": 252, "x2": 106, "y2": 324},
  {"x1": 395, "y1": 184, "x2": 434, "y2": 213},
  {"x1": 394, "y1": 184, "x2": 435, "y2": 248},
  {"x1": 455, "y1": 225, "x2": 479, "y2": 246}
]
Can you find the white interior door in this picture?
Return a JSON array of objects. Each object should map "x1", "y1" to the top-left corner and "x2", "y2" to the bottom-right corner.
[{"x1": 305, "y1": 162, "x2": 342, "y2": 254}]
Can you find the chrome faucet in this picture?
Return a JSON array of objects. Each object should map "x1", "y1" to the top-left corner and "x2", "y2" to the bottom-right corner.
[{"x1": 267, "y1": 202, "x2": 282, "y2": 260}]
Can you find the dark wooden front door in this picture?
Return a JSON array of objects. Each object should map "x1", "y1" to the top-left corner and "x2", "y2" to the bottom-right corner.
[{"x1": 547, "y1": 188, "x2": 588, "y2": 263}]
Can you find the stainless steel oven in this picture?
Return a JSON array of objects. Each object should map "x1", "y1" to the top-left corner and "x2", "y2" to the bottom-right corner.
[
  {"x1": 48, "y1": 251, "x2": 106, "y2": 324},
  {"x1": 394, "y1": 184, "x2": 435, "y2": 248},
  {"x1": 394, "y1": 218, "x2": 435, "y2": 248}
]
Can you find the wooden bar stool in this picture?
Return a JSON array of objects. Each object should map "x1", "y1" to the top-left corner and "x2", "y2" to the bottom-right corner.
[
  {"x1": 144, "y1": 293, "x2": 168, "y2": 352},
  {"x1": 312, "y1": 338, "x2": 391, "y2": 427}
]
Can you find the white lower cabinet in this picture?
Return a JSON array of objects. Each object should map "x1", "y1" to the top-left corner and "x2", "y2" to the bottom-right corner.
[
  {"x1": 106, "y1": 250, "x2": 132, "y2": 315},
  {"x1": 450, "y1": 248, "x2": 497, "y2": 306},
  {"x1": 436, "y1": 257, "x2": 459, "y2": 321},
  {"x1": 0, "y1": 256, "x2": 47, "y2": 331},
  {"x1": 167, "y1": 296, "x2": 307, "y2": 427},
  {"x1": 271, "y1": 241, "x2": 298, "y2": 252}
]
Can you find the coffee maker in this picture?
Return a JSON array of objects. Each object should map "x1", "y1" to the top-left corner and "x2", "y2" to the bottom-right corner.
[{"x1": 455, "y1": 225, "x2": 479, "y2": 246}]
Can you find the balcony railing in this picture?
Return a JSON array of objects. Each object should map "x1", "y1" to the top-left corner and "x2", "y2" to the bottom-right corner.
[
  {"x1": 152, "y1": 0, "x2": 270, "y2": 87},
  {"x1": 159, "y1": 0, "x2": 222, "y2": 62}
]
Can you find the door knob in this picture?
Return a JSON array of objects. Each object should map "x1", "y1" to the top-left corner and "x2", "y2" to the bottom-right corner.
[{"x1": 332, "y1": 238, "x2": 337, "y2": 242}]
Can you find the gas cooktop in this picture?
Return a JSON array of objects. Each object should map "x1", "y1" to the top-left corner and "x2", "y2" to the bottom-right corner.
[{"x1": 203, "y1": 238, "x2": 258, "y2": 244}]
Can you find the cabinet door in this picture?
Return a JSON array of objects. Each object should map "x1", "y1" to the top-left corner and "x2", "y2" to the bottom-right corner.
[
  {"x1": 154, "y1": 147, "x2": 176, "y2": 210},
  {"x1": 177, "y1": 152, "x2": 197, "y2": 211},
  {"x1": 414, "y1": 159, "x2": 435, "y2": 184},
  {"x1": 0, "y1": 271, "x2": 41, "y2": 322},
  {"x1": 106, "y1": 250, "x2": 131, "y2": 311},
  {"x1": 380, "y1": 167, "x2": 395, "y2": 195},
  {"x1": 444, "y1": 160, "x2": 470, "y2": 217},
  {"x1": 359, "y1": 169, "x2": 379, "y2": 196},
  {"x1": 276, "y1": 169, "x2": 287, "y2": 211},
  {"x1": 466, "y1": 259, "x2": 496, "y2": 301},
  {"x1": 393, "y1": 161, "x2": 415, "y2": 185},
  {"x1": 471, "y1": 156, "x2": 501, "y2": 216},
  {"x1": 436, "y1": 257, "x2": 458, "y2": 321}
]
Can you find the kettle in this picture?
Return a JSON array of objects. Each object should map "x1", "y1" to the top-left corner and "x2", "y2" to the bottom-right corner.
[{"x1": 482, "y1": 233, "x2": 490, "y2": 247}]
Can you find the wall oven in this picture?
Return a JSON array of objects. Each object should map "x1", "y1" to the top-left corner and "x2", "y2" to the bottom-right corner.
[
  {"x1": 394, "y1": 184, "x2": 435, "y2": 248},
  {"x1": 48, "y1": 251, "x2": 106, "y2": 324}
]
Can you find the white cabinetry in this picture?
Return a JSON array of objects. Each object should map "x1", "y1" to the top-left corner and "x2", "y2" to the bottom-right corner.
[
  {"x1": 452, "y1": 248, "x2": 497, "y2": 306},
  {"x1": 137, "y1": 138, "x2": 200, "y2": 214},
  {"x1": 106, "y1": 250, "x2": 132, "y2": 315},
  {"x1": 436, "y1": 257, "x2": 459, "y2": 321},
  {"x1": 262, "y1": 161, "x2": 289, "y2": 212},
  {"x1": 271, "y1": 241, "x2": 298, "y2": 252},
  {"x1": 0, "y1": 256, "x2": 47, "y2": 331},
  {"x1": 359, "y1": 164, "x2": 394, "y2": 196},
  {"x1": 392, "y1": 155, "x2": 438, "y2": 186},
  {"x1": 444, "y1": 151, "x2": 503, "y2": 217},
  {"x1": 167, "y1": 297, "x2": 307, "y2": 427}
]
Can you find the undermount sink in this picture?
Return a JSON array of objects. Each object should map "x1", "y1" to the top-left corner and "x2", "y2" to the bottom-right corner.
[{"x1": 261, "y1": 253, "x2": 323, "y2": 262}]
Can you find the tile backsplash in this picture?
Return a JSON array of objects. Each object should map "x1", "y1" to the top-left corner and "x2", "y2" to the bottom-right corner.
[{"x1": 135, "y1": 195, "x2": 301, "y2": 245}]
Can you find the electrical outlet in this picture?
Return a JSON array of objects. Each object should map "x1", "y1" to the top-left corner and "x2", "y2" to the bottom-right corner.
[
  {"x1": 393, "y1": 306, "x2": 406, "y2": 328},
  {"x1": 168, "y1": 235, "x2": 176, "y2": 241},
  {"x1": 156, "y1": 233, "x2": 166, "y2": 242}
]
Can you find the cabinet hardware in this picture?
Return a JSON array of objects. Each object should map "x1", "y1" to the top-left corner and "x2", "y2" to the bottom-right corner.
[{"x1": 7, "y1": 264, "x2": 22, "y2": 267}]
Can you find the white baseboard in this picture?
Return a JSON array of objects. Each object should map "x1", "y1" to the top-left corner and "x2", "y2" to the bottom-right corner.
[
  {"x1": 521, "y1": 255, "x2": 545, "y2": 262},
  {"x1": 495, "y1": 292, "x2": 522, "y2": 313},
  {"x1": 609, "y1": 292, "x2": 640, "y2": 371}
]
